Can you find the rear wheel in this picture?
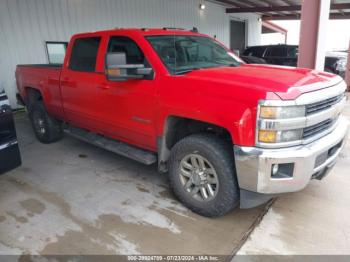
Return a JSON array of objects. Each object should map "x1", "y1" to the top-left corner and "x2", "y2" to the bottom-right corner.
[
  {"x1": 169, "y1": 134, "x2": 239, "y2": 217},
  {"x1": 29, "y1": 102, "x2": 63, "y2": 143}
]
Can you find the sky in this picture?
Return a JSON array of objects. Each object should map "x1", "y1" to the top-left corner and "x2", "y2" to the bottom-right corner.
[{"x1": 261, "y1": 20, "x2": 350, "y2": 51}]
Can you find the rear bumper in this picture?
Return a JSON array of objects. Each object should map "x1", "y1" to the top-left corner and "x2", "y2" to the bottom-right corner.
[{"x1": 234, "y1": 116, "x2": 349, "y2": 195}]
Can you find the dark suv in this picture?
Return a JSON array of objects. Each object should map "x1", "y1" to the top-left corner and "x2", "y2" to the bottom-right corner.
[
  {"x1": 242, "y1": 44, "x2": 347, "y2": 78},
  {"x1": 0, "y1": 90, "x2": 21, "y2": 174}
]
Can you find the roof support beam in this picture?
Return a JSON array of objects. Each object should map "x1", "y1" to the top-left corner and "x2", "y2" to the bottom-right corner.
[
  {"x1": 259, "y1": 0, "x2": 289, "y2": 15},
  {"x1": 262, "y1": 21, "x2": 287, "y2": 35},
  {"x1": 346, "y1": 42, "x2": 350, "y2": 91},
  {"x1": 262, "y1": 12, "x2": 350, "y2": 20},
  {"x1": 279, "y1": 0, "x2": 300, "y2": 15},
  {"x1": 211, "y1": 0, "x2": 239, "y2": 7},
  {"x1": 226, "y1": 3, "x2": 350, "y2": 13}
]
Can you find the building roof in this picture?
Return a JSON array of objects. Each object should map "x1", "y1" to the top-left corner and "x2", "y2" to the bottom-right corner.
[{"x1": 212, "y1": 0, "x2": 350, "y2": 20}]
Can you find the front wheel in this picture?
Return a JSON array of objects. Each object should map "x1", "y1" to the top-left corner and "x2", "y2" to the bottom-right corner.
[{"x1": 169, "y1": 134, "x2": 239, "y2": 217}]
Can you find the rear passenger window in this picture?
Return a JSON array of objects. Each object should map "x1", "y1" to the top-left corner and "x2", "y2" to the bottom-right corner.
[
  {"x1": 243, "y1": 48, "x2": 254, "y2": 56},
  {"x1": 266, "y1": 47, "x2": 286, "y2": 57},
  {"x1": 69, "y1": 37, "x2": 101, "y2": 72},
  {"x1": 243, "y1": 47, "x2": 265, "y2": 58},
  {"x1": 254, "y1": 47, "x2": 266, "y2": 57}
]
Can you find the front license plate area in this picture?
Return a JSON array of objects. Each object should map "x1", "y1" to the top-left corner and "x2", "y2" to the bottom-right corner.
[{"x1": 314, "y1": 140, "x2": 343, "y2": 169}]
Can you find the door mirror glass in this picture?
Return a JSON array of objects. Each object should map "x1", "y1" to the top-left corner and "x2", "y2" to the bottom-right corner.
[
  {"x1": 46, "y1": 41, "x2": 68, "y2": 64},
  {"x1": 105, "y1": 52, "x2": 153, "y2": 81}
]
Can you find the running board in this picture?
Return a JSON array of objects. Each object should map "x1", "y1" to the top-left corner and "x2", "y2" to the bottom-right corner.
[{"x1": 64, "y1": 126, "x2": 157, "y2": 165}]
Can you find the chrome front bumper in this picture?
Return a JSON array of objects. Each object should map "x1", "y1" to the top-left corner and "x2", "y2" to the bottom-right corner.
[{"x1": 234, "y1": 116, "x2": 349, "y2": 194}]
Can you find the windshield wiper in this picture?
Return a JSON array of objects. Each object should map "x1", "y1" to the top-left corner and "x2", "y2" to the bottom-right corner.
[
  {"x1": 228, "y1": 63, "x2": 240, "y2": 67},
  {"x1": 215, "y1": 62, "x2": 240, "y2": 67},
  {"x1": 174, "y1": 68, "x2": 198, "y2": 75},
  {"x1": 174, "y1": 63, "x2": 240, "y2": 75}
]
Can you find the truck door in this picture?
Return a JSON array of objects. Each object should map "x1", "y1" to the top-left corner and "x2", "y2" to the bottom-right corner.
[
  {"x1": 60, "y1": 36, "x2": 102, "y2": 131},
  {"x1": 93, "y1": 36, "x2": 157, "y2": 151}
]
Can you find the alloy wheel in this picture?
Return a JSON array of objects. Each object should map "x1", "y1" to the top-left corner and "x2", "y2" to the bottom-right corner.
[{"x1": 179, "y1": 153, "x2": 219, "y2": 201}]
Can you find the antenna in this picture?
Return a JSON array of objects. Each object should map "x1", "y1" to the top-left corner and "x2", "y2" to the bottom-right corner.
[
  {"x1": 162, "y1": 27, "x2": 185, "y2": 31},
  {"x1": 191, "y1": 27, "x2": 199, "y2": 33}
]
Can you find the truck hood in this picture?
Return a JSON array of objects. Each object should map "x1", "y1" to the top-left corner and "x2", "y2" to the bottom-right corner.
[{"x1": 185, "y1": 64, "x2": 343, "y2": 100}]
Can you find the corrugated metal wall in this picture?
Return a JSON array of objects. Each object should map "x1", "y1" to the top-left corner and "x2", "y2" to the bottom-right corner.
[{"x1": 0, "y1": 0, "x2": 260, "y2": 107}]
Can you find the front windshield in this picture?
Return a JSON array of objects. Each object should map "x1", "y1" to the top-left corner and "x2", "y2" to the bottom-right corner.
[{"x1": 146, "y1": 35, "x2": 241, "y2": 75}]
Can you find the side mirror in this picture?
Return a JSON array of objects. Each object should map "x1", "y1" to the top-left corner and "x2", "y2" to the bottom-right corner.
[{"x1": 105, "y1": 52, "x2": 153, "y2": 81}]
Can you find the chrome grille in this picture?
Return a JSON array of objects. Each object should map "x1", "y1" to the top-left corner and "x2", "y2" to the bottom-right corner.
[
  {"x1": 303, "y1": 118, "x2": 338, "y2": 139},
  {"x1": 306, "y1": 94, "x2": 344, "y2": 115}
]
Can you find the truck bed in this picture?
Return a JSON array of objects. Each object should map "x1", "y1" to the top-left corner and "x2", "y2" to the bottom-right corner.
[
  {"x1": 17, "y1": 64, "x2": 62, "y2": 69},
  {"x1": 16, "y1": 64, "x2": 64, "y2": 118}
]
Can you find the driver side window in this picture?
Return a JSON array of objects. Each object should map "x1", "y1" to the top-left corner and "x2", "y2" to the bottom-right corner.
[{"x1": 107, "y1": 36, "x2": 146, "y2": 65}]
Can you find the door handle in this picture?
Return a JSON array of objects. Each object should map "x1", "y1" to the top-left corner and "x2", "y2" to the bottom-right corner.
[
  {"x1": 60, "y1": 78, "x2": 77, "y2": 88},
  {"x1": 61, "y1": 78, "x2": 70, "y2": 85}
]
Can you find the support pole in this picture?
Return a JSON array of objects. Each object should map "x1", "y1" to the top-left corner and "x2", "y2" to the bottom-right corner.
[
  {"x1": 285, "y1": 32, "x2": 287, "y2": 44},
  {"x1": 297, "y1": 0, "x2": 331, "y2": 71},
  {"x1": 346, "y1": 41, "x2": 350, "y2": 91}
]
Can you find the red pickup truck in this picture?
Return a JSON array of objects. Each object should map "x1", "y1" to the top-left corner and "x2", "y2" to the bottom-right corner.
[{"x1": 16, "y1": 28, "x2": 349, "y2": 217}]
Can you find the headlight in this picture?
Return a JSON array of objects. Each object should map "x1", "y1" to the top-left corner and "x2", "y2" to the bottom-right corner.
[
  {"x1": 260, "y1": 105, "x2": 305, "y2": 119},
  {"x1": 257, "y1": 104, "x2": 306, "y2": 145}
]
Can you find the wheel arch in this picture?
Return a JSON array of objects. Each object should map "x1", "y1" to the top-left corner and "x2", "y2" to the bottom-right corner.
[
  {"x1": 157, "y1": 115, "x2": 234, "y2": 173},
  {"x1": 25, "y1": 86, "x2": 43, "y2": 106}
]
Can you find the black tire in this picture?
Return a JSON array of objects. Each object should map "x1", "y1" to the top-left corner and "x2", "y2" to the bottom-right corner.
[
  {"x1": 169, "y1": 134, "x2": 239, "y2": 217},
  {"x1": 28, "y1": 102, "x2": 63, "y2": 143}
]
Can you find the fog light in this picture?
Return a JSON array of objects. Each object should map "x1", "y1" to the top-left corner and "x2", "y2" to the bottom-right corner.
[
  {"x1": 271, "y1": 163, "x2": 295, "y2": 179},
  {"x1": 272, "y1": 164, "x2": 279, "y2": 175}
]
